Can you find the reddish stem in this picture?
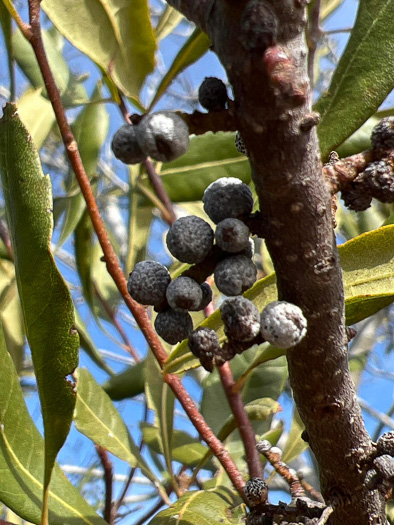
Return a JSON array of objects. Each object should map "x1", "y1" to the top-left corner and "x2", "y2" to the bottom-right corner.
[
  {"x1": 95, "y1": 446, "x2": 114, "y2": 524},
  {"x1": 218, "y1": 362, "x2": 263, "y2": 480}
]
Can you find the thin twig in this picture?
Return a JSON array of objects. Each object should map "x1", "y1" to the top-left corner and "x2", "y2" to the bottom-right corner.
[
  {"x1": 143, "y1": 158, "x2": 176, "y2": 225},
  {"x1": 25, "y1": 0, "x2": 246, "y2": 502},
  {"x1": 307, "y1": 0, "x2": 322, "y2": 90},
  {"x1": 96, "y1": 446, "x2": 114, "y2": 524},
  {"x1": 373, "y1": 401, "x2": 394, "y2": 442},
  {"x1": 316, "y1": 505, "x2": 334, "y2": 524},
  {"x1": 94, "y1": 284, "x2": 140, "y2": 362},
  {"x1": 133, "y1": 494, "x2": 171, "y2": 525},
  {"x1": 323, "y1": 149, "x2": 374, "y2": 193},
  {"x1": 2, "y1": 0, "x2": 32, "y2": 39},
  {"x1": 358, "y1": 397, "x2": 394, "y2": 430},
  {"x1": 218, "y1": 362, "x2": 262, "y2": 479}
]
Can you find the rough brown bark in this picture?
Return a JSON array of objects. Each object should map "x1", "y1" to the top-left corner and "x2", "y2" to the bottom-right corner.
[{"x1": 165, "y1": 1, "x2": 386, "y2": 523}]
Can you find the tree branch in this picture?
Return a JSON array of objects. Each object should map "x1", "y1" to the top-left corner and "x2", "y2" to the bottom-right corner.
[{"x1": 95, "y1": 446, "x2": 114, "y2": 524}]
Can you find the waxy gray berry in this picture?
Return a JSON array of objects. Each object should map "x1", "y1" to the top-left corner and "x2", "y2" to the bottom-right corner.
[
  {"x1": 136, "y1": 111, "x2": 189, "y2": 162},
  {"x1": 371, "y1": 117, "x2": 394, "y2": 152},
  {"x1": 154, "y1": 309, "x2": 193, "y2": 345},
  {"x1": 199, "y1": 282, "x2": 213, "y2": 310},
  {"x1": 188, "y1": 327, "x2": 221, "y2": 372},
  {"x1": 111, "y1": 124, "x2": 146, "y2": 165},
  {"x1": 341, "y1": 179, "x2": 372, "y2": 211},
  {"x1": 220, "y1": 296, "x2": 260, "y2": 342},
  {"x1": 128, "y1": 261, "x2": 170, "y2": 306},
  {"x1": 360, "y1": 160, "x2": 394, "y2": 203},
  {"x1": 198, "y1": 77, "x2": 228, "y2": 111},
  {"x1": 203, "y1": 177, "x2": 253, "y2": 224},
  {"x1": 166, "y1": 276, "x2": 203, "y2": 311},
  {"x1": 215, "y1": 218, "x2": 251, "y2": 253},
  {"x1": 166, "y1": 216, "x2": 214, "y2": 264},
  {"x1": 260, "y1": 301, "x2": 307, "y2": 348},
  {"x1": 214, "y1": 255, "x2": 257, "y2": 296},
  {"x1": 244, "y1": 478, "x2": 268, "y2": 506}
]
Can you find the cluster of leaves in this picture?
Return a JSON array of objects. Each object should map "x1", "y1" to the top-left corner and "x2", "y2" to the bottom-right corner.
[{"x1": 0, "y1": 0, "x2": 393, "y2": 523}]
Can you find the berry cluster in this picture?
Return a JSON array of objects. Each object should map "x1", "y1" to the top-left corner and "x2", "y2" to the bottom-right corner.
[
  {"x1": 341, "y1": 117, "x2": 394, "y2": 211},
  {"x1": 112, "y1": 111, "x2": 189, "y2": 164},
  {"x1": 127, "y1": 176, "x2": 308, "y2": 363}
]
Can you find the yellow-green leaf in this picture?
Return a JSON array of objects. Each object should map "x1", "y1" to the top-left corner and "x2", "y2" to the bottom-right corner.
[
  {"x1": 42, "y1": 0, "x2": 156, "y2": 99},
  {"x1": 155, "y1": 5, "x2": 183, "y2": 41}
]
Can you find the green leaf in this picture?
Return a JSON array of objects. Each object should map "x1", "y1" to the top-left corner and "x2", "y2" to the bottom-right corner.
[
  {"x1": 102, "y1": 359, "x2": 146, "y2": 400},
  {"x1": 0, "y1": 2, "x2": 13, "y2": 97},
  {"x1": 141, "y1": 422, "x2": 215, "y2": 471},
  {"x1": 281, "y1": 408, "x2": 307, "y2": 464},
  {"x1": 74, "y1": 367, "x2": 168, "y2": 500},
  {"x1": 145, "y1": 350, "x2": 176, "y2": 484},
  {"x1": 1, "y1": 280, "x2": 25, "y2": 374},
  {"x1": 42, "y1": 0, "x2": 156, "y2": 99},
  {"x1": 0, "y1": 320, "x2": 107, "y2": 525},
  {"x1": 12, "y1": 27, "x2": 87, "y2": 107},
  {"x1": 140, "y1": 132, "x2": 251, "y2": 205},
  {"x1": 316, "y1": 0, "x2": 394, "y2": 159},
  {"x1": 0, "y1": 104, "x2": 79, "y2": 493},
  {"x1": 17, "y1": 89, "x2": 56, "y2": 150},
  {"x1": 342, "y1": 225, "x2": 394, "y2": 325},
  {"x1": 150, "y1": 488, "x2": 242, "y2": 525},
  {"x1": 155, "y1": 5, "x2": 183, "y2": 41},
  {"x1": 148, "y1": 27, "x2": 211, "y2": 110}
]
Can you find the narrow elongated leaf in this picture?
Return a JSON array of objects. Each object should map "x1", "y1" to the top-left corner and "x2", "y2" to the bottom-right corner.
[
  {"x1": 342, "y1": 225, "x2": 394, "y2": 324},
  {"x1": 0, "y1": 2, "x2": 13, "y2": 96},
  {"x1": 316, "y1": 0, "x2": 394, "y2": 159},
  {"x1": 148, "y1": 27, "x2": 211, "y2": 110},
  {"x1": 0, "y1": 104, "x2": 79, "y2": 494},
  {"x1": 140, "y1": 132, "x2": 251, "y2": 205},
  {"x1": 145, "y1": 350, "x2": 176, "y2": 484},
  {"x1": 74, "y1": 368, "x2": 168, "y2": 500},
  {"x1": 141, "y1": 423, "x2": 215, "y2": 471},
  {"x1": 155, "y1": 5, "x2": 183, "y2": 41},
  {"x1": 281, "y1": 409, "x2": 307, "y2": 464},
  {"x1": 102, "y1": 359, "x2": 146, "y2": 400},
  {"x1": 0, "y1": 321, "x2": 107, "y2": 525},
  {"x1": 17, "y1": 89, "x2": 56, "y2": 150},
  {"x1": 42, "y1": 0, "x2": 156, "y2": 99},
  {"x1": 150, "y1": 488, "x2": 243, "y2": 525}
]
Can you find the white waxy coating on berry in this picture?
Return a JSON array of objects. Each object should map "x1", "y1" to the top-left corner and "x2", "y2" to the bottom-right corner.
[
  {"x1": 269, "y1": 446, "x2": 282, "y2": 458},
  {"x1": 215, "y1": 218, "x2": 250, "y2": 253},
  {"x1": 214, "y1": 255, "x2": 257, "y2": 296},
  {"x1": 166, "y1": 216, "x2": 214, "y2": 264},
  {"x1": 154, "y1": 309, "x2": 193, "y2": 345},
  {"x1": 166, "y1": 276, "x2": 203, "y2": 311},
  {"x1": 128, "y1": 261, "x2": 171, "y2": 306},
  {"x1": 111, "y1": 124, "x2": 146, "y2": 164},
  {"x1": 136, "y1": 111, "x2": 189, "y2": 162},
  {"x1": 203, "y1": 177, "x2": 253, "y2": 224},
  {"x1": 220, "y1": 296, "x2": 260, "y2": 342},
  {"x1": 260, "y1": 301, "x2": 307, "y2": 349}
]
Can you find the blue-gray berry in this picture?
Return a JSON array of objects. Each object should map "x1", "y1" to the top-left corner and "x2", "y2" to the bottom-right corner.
[
  {"x1": 154, "y1": 309, "x2": 193, "y2": 345},
  {"x1": 199, "y1": 282, "x2": 213, "y2": 310},
  {"x1": 136, "y1": 111, "x2": 189, "y2": 162},
  {"x1": 260, "y1": 301, "x2": 307, "y2": 348},
  {"x1": 214, "y1": 255, "x2": 257, "y2": 296},
  {"x1": 128, "y1": 261, "x2": 171, "y2": 306},
  {"x1": 166, "y1": 216, "x2": 214, "y2": 264},
  {"x1": 111, "y1": 124, "x2": 146, "y2": 165},
  {"x1": 220, "y1": 296, "x2": 260, "y2": 342},
  {"x1": 166, "y1": 276, "x2": 203, "y2": 311},
  {"x1": 215, "y1": 218, "x2": 250, "y2": 253},
  {"x1": 198, "y1": 77, "x2": 228, "y2": 111},
  {"x1": 188, "y1": 327, "x2": 221, "y2": 372},
  {"x1": 371, "y1": 117, "x2": 394, "y2": 152},
  {"x1": 203, "y1": 177, "x2": 253, "y2": 224}
]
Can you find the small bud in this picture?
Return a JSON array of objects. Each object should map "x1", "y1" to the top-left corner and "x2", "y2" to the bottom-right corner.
[
  {"x1": 256, "y1": 439, "x2": 272, "y2": 454},
  {"x1": 377, "y1": 431, "x2": 394, "y2": 457},
  {"x1": 244, "y1": 477, "x2": 268, "y2": 507}
]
